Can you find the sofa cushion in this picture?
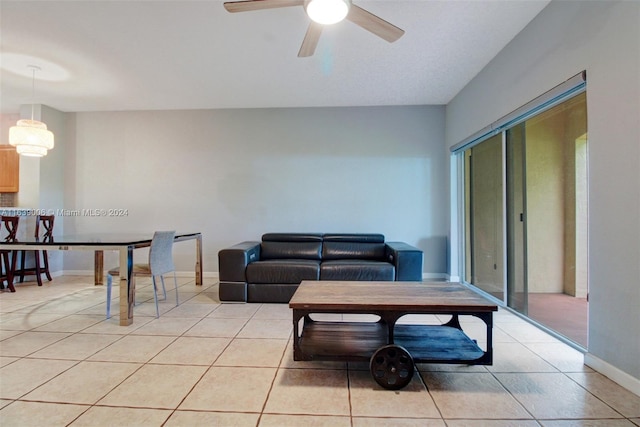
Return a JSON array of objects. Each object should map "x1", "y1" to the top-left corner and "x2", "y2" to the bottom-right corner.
[
  {"x1": 320, "y1": 260, "x2": 395, "y2": 281},
  {"x1": 247, "y1": 259, "x2": 320, "y2": 284},
  {"x1": 247, "y1": 284, "x2": 299, "y2": 303},
  {"x1": 322, "y1": 242, "x2": 386, "y2": 260},
  {"x1": 261, "y1": 241, "x2": 322, "y2": 260}
]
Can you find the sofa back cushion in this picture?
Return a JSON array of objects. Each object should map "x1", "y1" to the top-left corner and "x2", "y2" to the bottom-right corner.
[
  {"x1": 262, "y1": 233, "x2": 323, "y2": 243},
  {"x1": 322, "y1": 234, "x2": 386, "y2": 260},
  {"x1": 261, "y1": 241, "x2": 323, "y2": 260},
  {"x1": 323, "y1": 234, "x2": 385, "y2": 243},
  {"x1": 260, "y1": 234, "x2": 323, "y2": 260}
]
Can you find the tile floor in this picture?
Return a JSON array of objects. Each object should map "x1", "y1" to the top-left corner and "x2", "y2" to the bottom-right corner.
[{"x1": 1, "y1": 276, "x2": 639, "y2": 427}]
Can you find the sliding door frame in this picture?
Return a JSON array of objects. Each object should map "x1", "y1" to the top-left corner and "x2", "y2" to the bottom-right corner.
[{"x1": 450, "y1": 71, "x2": 587, "y2": 309}]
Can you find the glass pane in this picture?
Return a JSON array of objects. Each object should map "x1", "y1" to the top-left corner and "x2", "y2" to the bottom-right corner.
[
  {"x1": 519, "y1": 91, "x2": 588, "y2": 347},
  {"x1": 465, "y1": 134, "x2": 504, "y2": 300}
]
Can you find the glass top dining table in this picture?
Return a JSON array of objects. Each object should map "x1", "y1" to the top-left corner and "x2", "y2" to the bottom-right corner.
[{"x1": 0, "y1": 232, "x2": 203, "y2": 326}]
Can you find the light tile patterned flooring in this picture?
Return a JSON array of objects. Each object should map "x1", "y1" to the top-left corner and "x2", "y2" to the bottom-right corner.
[{"x1": 1, "y1": 276, "x2": 639, "y2": 427}]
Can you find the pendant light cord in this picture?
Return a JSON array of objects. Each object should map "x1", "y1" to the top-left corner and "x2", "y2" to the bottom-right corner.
[{"x1": 28, "y1": 65, "x2": 41, "y2": 121}]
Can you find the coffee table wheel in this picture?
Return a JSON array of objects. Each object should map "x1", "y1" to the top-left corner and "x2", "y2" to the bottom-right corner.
[{"x1": 369, "y1": 344, "x2": 414, "y2": 390}]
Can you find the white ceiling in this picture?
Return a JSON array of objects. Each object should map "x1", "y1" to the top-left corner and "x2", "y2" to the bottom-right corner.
[{"x1": 0, "y1": 0, "x2": 550, "y2": 114}]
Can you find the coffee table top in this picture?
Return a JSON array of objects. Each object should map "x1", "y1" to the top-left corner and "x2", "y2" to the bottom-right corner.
[{"x1": 289, "y1": 281, "x2": 498, "y2": 313}]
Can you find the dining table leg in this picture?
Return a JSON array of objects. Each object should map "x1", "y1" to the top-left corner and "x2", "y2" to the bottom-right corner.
[
  {"x1": 94, "y1": 250, "x2": 104, "y2": 286},
  {"x1": 195, "y1": 234, "x2": 203, "y2": 286},
  {"x1": 119, "y1": 247, "x2": 134, "y2": 326}
]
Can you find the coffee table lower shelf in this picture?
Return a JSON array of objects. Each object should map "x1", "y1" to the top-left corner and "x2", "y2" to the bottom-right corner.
[{"x1": 295, "y1": 321, "x2": 487, "y2": 364}]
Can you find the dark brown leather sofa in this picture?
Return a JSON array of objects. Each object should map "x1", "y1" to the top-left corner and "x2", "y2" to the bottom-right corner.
[{"x1": 218, "y1": 233, "x2": 423, "y2": 303}]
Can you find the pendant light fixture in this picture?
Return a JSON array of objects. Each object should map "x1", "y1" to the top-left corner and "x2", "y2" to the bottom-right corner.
[
  {"x1": 9, "y1": 65, "x2": 55, "y2": 157},
  {"x1": 304, "y1": 0, "x2": 351, "y2": 25}
]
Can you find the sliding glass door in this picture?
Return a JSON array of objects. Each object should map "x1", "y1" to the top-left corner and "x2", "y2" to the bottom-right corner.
[
  {"x1": 460, "y1": 91, "x2": 588, "y2": 347},
  {"x1": 513, "y1": 92, "x2": 588, "y2": 346},
  {"x1": 465, "y1": 134, "x2": 504, "y2": 301}
]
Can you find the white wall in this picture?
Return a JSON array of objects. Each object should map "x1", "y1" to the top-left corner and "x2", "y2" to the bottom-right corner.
[
  {"x1": 62, "y1": 106, "x2": 447, "y2": 276},
  {"x1": 0, "y1": 114, "x2": 20, "y2": 145},
  {"x1": 446, "y1": 1, "x2": 640, "y2": 385},
  {"x1": 0, "y1": 106, "x2": 66, "y2": 271},
  {"x1": 38, "y1": 105, "x2": 67, "y2": 272}
]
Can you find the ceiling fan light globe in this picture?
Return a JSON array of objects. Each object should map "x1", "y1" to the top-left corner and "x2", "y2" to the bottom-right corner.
[{"x1": 305, "y1": 0, "x2": 350, "y2": 25}]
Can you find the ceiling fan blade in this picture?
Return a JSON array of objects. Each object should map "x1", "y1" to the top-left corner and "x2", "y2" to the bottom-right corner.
[
  {"x1": 346, "y1": 4, "x2": 404, "y2": 43},
  {"x1": 224, "y1": 0, "x2": 303, "y2": 13},
  {"x1": 298, "y1": 22, "x2": 323, "y2": 57}
]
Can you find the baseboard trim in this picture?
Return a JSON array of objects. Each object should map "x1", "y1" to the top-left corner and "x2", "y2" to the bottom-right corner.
[
  {"x1": 422, "y1": 273, "x2": 448, "y2": 280},
  {"x1": 584, "y1": 353, "x2": 640, "y2": 397},
  {"x1": 62, "y1": 271, "x2": 442, "y2": 282},
  {"x1": 58, "y1": 271, "x2": 448, "y2": 281},
  {"x1": 62, "y1": 270, "x2": 219, "y2": 279},
  {"x1": 18, "y1": 270, "x2": 65, "y2": 279}
]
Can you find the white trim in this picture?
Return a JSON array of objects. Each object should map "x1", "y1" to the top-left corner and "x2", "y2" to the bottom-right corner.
[
  {"x1": 16, "y1": 270, "x2": 65, "y2": 280},
  {"x1": 62, "y1": 270, "x2": 219, "y2": 279},
  {"x1": 58, "y1": 271, "x2": 444, "y2": 281},
  {"x1": 62, "y1": 270, "x2": 97, "y2": 276},
  {"x1": 584, "y1": 353, "x2": 640, "y2": 397},
  {"x1": 422, "y1": 273, "x2": 448, "y2": 280},
  {"x1": 449, "y1": 154, "x2": 461, "y2": 282},
  {"x1": 501, "y1": 132, "x2": 508, "y2": 303}
]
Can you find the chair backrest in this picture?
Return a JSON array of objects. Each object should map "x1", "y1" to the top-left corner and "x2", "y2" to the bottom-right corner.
[
  {"x1": 35, "y1": 215, "x2": 55, "y2": 242},
  {"x1": 1, "y1": 216, "x2": 19, "y2": 243},
  {"x1": 149, "y1": 231, "x2": 176, "y2": 276}
]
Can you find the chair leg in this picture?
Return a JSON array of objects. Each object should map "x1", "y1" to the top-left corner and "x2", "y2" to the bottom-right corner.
[
  {"x1": 17, "y1": 250, "x2": 44, "y2": 286},
  {"x1": 10, "y1": 251, "x2": 18, "y2": 290},
  {"x1": 0, "y1": 252, "x2": 6, "y2": 290},
  {"x1": 34, "y1": 251, "x2": 43, "y2": 287},
  {"x1": 1, "y1": 252, "x2": 16, "y2": 293},
  {"x1": 159, "y1": 276, "x2": 167, "y2": 301},
  {"x1": 106, "y1": 274, "x2": 112, "y2": 319},
  {"x1": 19, "y1": 250, "x2": 26, "y2": 283},
  {"x1": 107, "y1": 273, "x2": 141, "y2": 319},
  {"x1": 151, "y1": 276, "x2": 160, "y2": 318},
  {"x1": 43, "y1": 251, "x2": 52, "y2": 281},
  {"x1": 172, "y1": 272, "x2": 179, "y2": 307}
]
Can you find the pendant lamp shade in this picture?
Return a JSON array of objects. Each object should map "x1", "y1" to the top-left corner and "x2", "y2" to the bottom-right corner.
[
  {"x1": 8, "y1": 65, "x2": 55, "y2": 157},
  {"x1": 9, "y1": 119, "x2": 55, "y2": 157}
]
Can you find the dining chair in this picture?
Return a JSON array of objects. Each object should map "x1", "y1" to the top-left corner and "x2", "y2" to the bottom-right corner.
[
  {"x1": 106, "y1": 230, "x2": 179, "y2": 319},
  {"x1": 15, "y1": 215, "x2": 54, "y2": 287},
  {"x1": 0, "y1": 216, "x2": 19, "y2": 293}
]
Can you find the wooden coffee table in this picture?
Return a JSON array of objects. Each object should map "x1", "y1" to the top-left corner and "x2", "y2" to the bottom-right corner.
[{"x1": 289, "y1": 280, "x2": 498, "y2": 389}]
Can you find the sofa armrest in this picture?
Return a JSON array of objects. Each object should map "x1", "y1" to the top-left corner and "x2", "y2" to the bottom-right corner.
[
  {"x1": 218, "y1": 241, "x2": 261, "y2": 283},
  {"x1": 385, "y1": 242, "x2": 423, "y2": 281}
]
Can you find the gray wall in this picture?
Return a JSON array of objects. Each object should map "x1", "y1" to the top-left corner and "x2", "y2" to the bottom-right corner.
[
  {"x1": 62, "y1": 106, "x2": 447, "y2": 276},
  {"x1": 446, "y1": 1, "x2": 640, "y2": 384}
]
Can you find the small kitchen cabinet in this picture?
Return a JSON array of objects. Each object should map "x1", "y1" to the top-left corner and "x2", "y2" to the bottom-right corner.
[{"x1": 0, "y1": 145, "x2": 19, "y2": 192}]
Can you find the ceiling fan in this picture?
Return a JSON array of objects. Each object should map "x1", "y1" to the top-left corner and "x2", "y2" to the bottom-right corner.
[{"x1": 223, "y1": 0, "x2": 405, "y2": 57}]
